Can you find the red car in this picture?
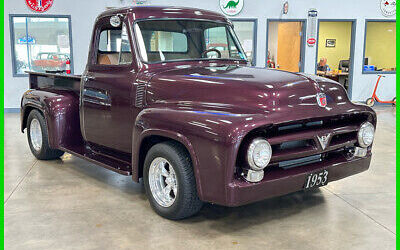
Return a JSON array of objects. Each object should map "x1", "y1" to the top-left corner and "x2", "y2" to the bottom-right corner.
[
  {"x1": 21, "y1": 7, "x2": 376, "y2": 220},
  {"x1": 31, "y1": 52, "x2": 69, "y2": 72}
]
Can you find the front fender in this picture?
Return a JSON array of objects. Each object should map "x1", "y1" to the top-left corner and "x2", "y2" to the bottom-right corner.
[{"x1": 132, "y1": 107, "x2": 268, "y2": 204}]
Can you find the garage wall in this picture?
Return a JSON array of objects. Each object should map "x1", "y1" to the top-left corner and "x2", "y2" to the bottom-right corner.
[{"x1": 4, "y1": 0, "x2": 396, "y2": 109}]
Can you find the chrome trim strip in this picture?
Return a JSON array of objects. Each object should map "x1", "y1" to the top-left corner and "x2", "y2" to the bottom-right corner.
[{"x1": 82, "y1": 98, "x2": 112, "y2": 107}]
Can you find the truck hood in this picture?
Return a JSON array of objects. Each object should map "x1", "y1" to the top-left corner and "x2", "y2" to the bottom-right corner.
[{"x1": 146, "y1": 65, "x2": 364, "y2": 121}]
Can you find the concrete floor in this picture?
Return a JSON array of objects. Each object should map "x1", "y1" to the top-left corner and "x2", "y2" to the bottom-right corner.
[{"x1": 5, "y1": 107, "x2": 396, "y2": 250}]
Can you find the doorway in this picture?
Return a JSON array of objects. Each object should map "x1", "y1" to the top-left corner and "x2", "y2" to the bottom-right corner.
[
  {"x1": 267, "y1": 20, "x2": 306, "y2": 72},
  {"x1": 316, "y1": 20, "x2": 356, "y2": 96}
]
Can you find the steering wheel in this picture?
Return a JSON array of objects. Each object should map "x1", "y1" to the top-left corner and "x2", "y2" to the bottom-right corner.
[{"x1": 202, "y1": 48, "x2": 222, "y2": 59}]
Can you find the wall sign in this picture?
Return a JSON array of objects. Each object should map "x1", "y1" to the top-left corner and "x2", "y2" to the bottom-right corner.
[
  {"x1": 307, "y1": 38, "x2": 316, "y2": 46},
  {"x1": 325, "y1": 39, "x2": 336, "y2": 48},
  {"x1": 26, "y1": 0, "x2": 54, "y2": 13},
  {"x1": 17, "y1": 36, "x2": 36, "y2": 45},
  {"x1": 58, "y1": 34, "x2": 69, "y2": 48},
  {"x1": 220, "y1": 0, "x2": 244, "y2": 16},
  {"x1": 282, "y1": 1, "x2": 289, "y2": 15},
  {"x1": 380, "y1": 0, "x2": 396, "y2": 16},
  {"x1": 306, "y1": 9, "x2": 318, "y2": 47}
]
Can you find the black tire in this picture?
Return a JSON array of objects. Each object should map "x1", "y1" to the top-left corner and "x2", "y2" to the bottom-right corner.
[
  {"x1": 392, "y1": 97, "x2": 396, "y2": 107},
  {"x1": 366, "y1": 98, "x2": 375, "y2": 107},
  {"x1": 27, "y1": 110, "x2": 64, "y2": 160},
  {"x1": 143, "y1": 141, "x2": 203, "y2": 220}
]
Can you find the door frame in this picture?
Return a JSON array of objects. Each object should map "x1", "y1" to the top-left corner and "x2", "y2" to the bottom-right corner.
[
  {"x1": 266, "y1": 19, "x2": 307, "y2": 72},
  {"x1": 230, "y1": 18, "x2": 258, "y2": 66},
  {"x1": 315, "y1": 19, "x2": 357, "y2": 99}
]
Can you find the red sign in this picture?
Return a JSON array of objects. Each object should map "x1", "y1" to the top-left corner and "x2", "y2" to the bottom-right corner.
[
  {"x1": 26, "y1": 0, "x2": 54, "y2": 13},
  {"x1": 307, "y1": 38, "x2": 316, "y2": 45}
]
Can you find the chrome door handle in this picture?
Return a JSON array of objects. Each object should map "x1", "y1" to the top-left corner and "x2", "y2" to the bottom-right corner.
[
  {"x1": 82, "y1": 88, "x2": 111, "y2": 107},
  {"x1": 83, "y1": 75, "x2": 95, "y2": 82}
]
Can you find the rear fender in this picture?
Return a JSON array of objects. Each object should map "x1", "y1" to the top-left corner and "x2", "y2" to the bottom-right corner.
[{"x1": 21, "y1": 90, "x2": 83, "y2": 149}]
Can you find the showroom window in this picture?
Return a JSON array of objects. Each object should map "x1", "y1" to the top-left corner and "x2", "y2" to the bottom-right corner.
[
  {"x1": 363, "y1": 20, "x2": 396, "y2": 73},
  {"x1": 231, "y1": 20, "x2": 257, "y2": 65},
  {"x1": 9, "y1": 15, "x2": 73, "y2": 76}
]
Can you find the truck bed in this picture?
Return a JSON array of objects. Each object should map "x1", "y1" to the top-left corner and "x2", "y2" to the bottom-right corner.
[
  {"x1": 27, "y1": 71, "x2": 81, "y2": 92},
  {"x1": 25, "y1": 71, "x2": 133, "y2": 176}
]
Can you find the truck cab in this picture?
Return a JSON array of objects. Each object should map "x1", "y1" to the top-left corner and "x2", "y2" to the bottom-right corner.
[{"x1": 21, "y1": 6, "x2": 376, "y2": 220}]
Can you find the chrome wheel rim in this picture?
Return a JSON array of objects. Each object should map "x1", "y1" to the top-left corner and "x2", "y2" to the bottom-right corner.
[
  {"x1": 30, "y1": 118, "x2": 43, "y2": 151},
  {"x1": 148, "y1": 157, "x2": 178, "y2": 208}
]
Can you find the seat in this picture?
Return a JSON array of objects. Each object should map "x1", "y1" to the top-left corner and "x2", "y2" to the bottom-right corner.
[{"x1": 97, "y1": 53, "x2": 119, "y2": 65}]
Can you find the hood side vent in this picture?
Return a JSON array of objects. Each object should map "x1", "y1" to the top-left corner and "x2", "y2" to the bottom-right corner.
[{"x1": 135, "y1": 82, "x2": 146, "y2": 108}]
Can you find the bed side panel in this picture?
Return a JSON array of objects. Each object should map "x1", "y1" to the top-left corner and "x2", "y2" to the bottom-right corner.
[{"x1": 22, "y1": 89, "x2": 83, "y2": 149}]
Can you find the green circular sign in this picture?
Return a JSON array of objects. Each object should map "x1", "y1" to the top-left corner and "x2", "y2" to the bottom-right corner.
[{"x1": 220, "y1": 0, "x2": 244, "y2": 16}]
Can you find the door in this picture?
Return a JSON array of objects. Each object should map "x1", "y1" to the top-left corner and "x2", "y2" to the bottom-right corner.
[
  {"x1": 277, "y1": 22, "x2": 302, "y2": 72},
  {"x1": 81, "y1": 17, "x2": 137, "y2": 153},
  {"x1": 267, "y1": 21, "x2": 304, "y2": 72}
]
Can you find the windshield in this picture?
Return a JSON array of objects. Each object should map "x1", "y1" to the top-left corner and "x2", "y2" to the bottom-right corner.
[{"x1": 134, "y1": 20, "x2": 247, "y2": 64}]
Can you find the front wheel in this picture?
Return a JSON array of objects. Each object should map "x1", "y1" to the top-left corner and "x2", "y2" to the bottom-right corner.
[
  {"x1": 366, "y1": 98, "x2": 375, "y2": 107},
  {"x1": 27, "y1": 110, "x2": 64, "y2": 160},
  {"x1": 143, "y1": 141, "x2": 203, "y2": 220}
]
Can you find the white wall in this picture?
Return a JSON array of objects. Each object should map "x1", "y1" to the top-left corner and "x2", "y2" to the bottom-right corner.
[{"x1": 4, "y1": 0, "x2": 396, "y2": 109}]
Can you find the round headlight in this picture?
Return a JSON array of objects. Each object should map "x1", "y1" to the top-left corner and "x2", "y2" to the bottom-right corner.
[
  {"x1": 358, "y1": 122, "x2": 375, "y2": 148},
  {"x1": 247, "y1": 138, "x2": 272, "y2": 171}
]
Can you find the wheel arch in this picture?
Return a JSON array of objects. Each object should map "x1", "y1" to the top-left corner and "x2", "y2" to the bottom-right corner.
[
  {"x1": 21, "y1": 105, "x2": 53, "y2": 150},
  {"x1": 132, "y1": 130, "x2": 204, "y2": 199},
  {"x1": 21, "y1": 104, "x2": 46, "y2": 133}
]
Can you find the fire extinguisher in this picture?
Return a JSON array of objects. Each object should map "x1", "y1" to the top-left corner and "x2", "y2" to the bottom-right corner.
[{"x1": 66, "y1": 58, "x2": 71, "y2": 74}]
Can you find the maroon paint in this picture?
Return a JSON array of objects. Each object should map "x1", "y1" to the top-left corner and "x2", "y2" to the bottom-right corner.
[{"x1": 21, "y1": 6, "x2": 376, "y2": 207}]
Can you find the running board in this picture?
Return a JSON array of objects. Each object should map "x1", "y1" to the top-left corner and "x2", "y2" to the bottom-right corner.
[{"x1": 59, "y1": 145, "x2": 132, "y2": 176}]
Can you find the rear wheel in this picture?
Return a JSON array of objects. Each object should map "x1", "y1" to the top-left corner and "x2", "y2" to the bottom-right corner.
[
  {"x1": 143, "y1": 141, "x2": 203, "y2": 220},
  {"x1": 27, "y1": 110, "x2": 64, "y2": 160},
  {"x1": 366, "y1": 98, "x2": 375, "y2": 107}
]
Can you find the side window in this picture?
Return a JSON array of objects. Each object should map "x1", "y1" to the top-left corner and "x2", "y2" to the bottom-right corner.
[{"x1": 97, "y1": 23, "x2": 132, "y2": 65}]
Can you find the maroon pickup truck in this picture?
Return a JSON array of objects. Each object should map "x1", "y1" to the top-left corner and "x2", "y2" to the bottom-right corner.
[{"x1": 21, "y1": 6, "x2": 376, "y2": 220}]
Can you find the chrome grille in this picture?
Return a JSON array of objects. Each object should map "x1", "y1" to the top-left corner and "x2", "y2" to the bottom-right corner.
[{"x1": 237, "y1": 113, "x2": 373, "y2": 171}]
